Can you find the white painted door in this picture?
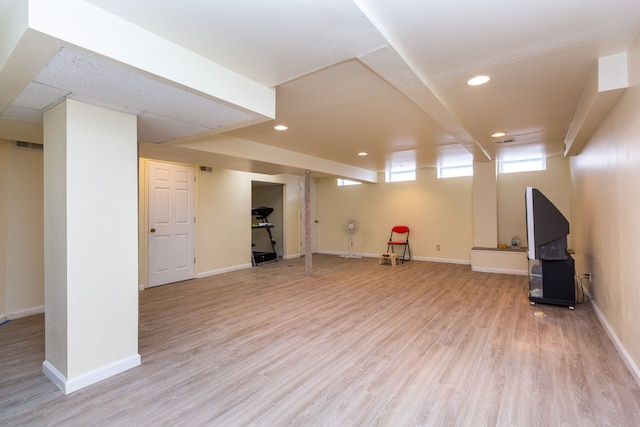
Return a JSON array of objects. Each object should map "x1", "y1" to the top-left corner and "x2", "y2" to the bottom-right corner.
[
  {"x1": 148, "y1": 161, "x2": 195, "y2": 287},
  {"x1": 300, "y1": 179, "x2": 317, "y2": 254}
]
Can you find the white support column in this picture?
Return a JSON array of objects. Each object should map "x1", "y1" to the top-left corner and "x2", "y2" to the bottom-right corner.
[
  {"x1": 472, "y1": 161, "x2": 498, "y2": 248},
  {"x1": 304, "y1": 170, "x2": 312, "y2": 276},
  {"x1": 42, "y1": 99, "x2": 140, "y2": 394}
]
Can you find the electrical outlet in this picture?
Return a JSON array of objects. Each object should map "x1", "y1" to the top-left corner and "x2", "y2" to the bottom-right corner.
[{"x1": 436, "y1": 244, "x2": 441, "y2": 251}]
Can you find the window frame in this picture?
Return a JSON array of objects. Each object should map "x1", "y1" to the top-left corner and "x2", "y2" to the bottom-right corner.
[
  {"x1": 385, "y1": 169, "x2": 416, "y2": 183},
  {"x1": 437, "y1": 164, "x2": 473, "y2": 179},
  {"x1": 499, "y1": 158, "x2": 546, "y2": 174}
]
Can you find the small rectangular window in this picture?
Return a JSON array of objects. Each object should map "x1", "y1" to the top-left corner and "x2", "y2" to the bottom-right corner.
[
  {"x1": 386, "y1": 170, "x2": 416, "y2": 183},
  {"x1": 500, "y1": 158, "x2": 546, "y2": 174},
  {"x1": 337, "y1": 178, "x2": 361, "y2": 186},
  {"x1": 437, "y1": 164, "x2": 473, "y2": 179}
]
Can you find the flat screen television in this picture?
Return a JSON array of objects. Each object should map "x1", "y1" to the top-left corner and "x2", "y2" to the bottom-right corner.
[{"x1": 525, "y1": 187, "x2": 569, "y2": 260}]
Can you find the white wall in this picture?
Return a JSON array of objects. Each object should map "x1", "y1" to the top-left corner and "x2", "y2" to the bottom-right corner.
[{"x1": 569, "y1": 33, "x2": 640, "y2": 379}]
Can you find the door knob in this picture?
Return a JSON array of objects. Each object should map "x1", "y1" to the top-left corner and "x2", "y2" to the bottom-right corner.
[{"x1": 150, "y1": 228, "x2": 156, "y2": 233}]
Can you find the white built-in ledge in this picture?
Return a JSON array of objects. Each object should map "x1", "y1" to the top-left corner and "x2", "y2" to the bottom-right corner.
[{"x1": 471, "y1": 247, "x2": 529, "y2": 275}]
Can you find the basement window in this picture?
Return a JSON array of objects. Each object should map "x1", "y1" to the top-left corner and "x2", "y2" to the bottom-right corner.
[
  {"x1": 337, "y1": 179, "x2": 361, "y2": 186},
  {"x1": 386, "y1": 170, "x2": 416, "y2": 183},
  {"x1": 500, "y1": 158, "x2": 546, "y2": 174},
  {"x1": 437, "y1": 164, "x2": 473, "y2": 179}
]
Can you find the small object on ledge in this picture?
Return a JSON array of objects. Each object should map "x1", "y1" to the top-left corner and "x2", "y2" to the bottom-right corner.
[
  {"x1": 497, "y1": 243, "x2": 508, "y2": 249},
  {"x1": 511, "y1": 236, "x2": 521, "y2": 248}
]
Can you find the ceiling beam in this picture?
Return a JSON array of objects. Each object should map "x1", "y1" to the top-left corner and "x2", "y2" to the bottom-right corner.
[{"x1": 564, "y1": 52, "x2": 629, "y2": 156}]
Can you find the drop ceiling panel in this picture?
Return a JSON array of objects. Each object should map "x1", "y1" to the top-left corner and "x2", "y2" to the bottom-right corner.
[
  {"x1": 1, "y1": 46, "x2": 260, "y2": 143},
  {"x1": 11, "y1": 81, "x2": 70, "y2": 110},
  {"x1": 138, "y1": 113, "x2": 211, "y2": 144}
]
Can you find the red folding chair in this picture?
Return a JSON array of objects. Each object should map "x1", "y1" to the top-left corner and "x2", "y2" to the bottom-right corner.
[{"x1": 387, "y1": 225, "x2": 411, "y2": 263}]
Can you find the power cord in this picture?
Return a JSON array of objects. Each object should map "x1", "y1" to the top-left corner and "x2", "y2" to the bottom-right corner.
[{"x1": 575, "y1": 273, "x2": 591, "y2": 304}]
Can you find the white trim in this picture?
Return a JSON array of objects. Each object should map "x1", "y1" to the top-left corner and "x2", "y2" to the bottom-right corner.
[
  {"x1": 7, "y1": 305, "x2": 45, "y2": 320},
  {"x1": 471, "y1": 266, "x2": 529, "y2": 275},
  {"x1": 413, "y1": 256, "x2": 471, "y2": 265},
  {"x1": 43, "y1": 354, "x2": 141, "y2": 395},
  {"x1": 42, "y1": 361, "x2": 67, "y2": 393},
  {"x1": 317, "y1": 250, "x2": 471, "y2": 265},
  {"x1": 590, "y1": 298, "x2": 640, "y2": 387},
  {"x1": 525, "y1": 187, "x2": 536, "y2": 260},
  {"x1": 198, "y1": 263, "x2": 253, "y2": 278},
  {"x1": 282, "y1": 253, "x2": 301, "y2": 260},
  {"x1": 138, "y1": 284, "x2": 145, "y2": 291},
  {"x1": 0, "y1": 313, "x2": 7, "y2": 324}
]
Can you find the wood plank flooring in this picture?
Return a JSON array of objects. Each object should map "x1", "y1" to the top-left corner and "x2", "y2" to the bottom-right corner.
[{"x1": 1, "y1": 255, "x2": 639, "y2": 426}]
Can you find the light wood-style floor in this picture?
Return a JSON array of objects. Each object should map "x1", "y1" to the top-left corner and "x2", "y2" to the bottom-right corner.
[{"x1": 1, "y1": 255, "x2": 639, "y2": 426}]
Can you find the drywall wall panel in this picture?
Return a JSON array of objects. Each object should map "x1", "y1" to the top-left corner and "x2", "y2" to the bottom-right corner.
[
  {"x1": 497, "y1": 155, "x2": 572, "y2": 248},
  {"x1": 316, "y1": 168, "x2": 473, "y2": 261},
  {"x1": 569, "y1": 33, "x2": 640, "y2": 381}
]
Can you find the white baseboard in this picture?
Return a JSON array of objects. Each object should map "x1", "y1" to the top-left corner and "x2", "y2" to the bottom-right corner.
[
  {"x1": 138, "y1": 283, "x2": 145, "y2": 291},
  {"x1": 590, "y1": 299, "x2": 640, "y2": 387},
  {"x1": 414, "y1": 256, "x2": 471, "y2": 265},
  {"x1": 471, "y1": 266, "x2": 529, "y2": 275},
  {"x1": 282, "y1": 253, "x2": 301, "y2": 260},
  {"x1": 6, "y1": 305, "x2": 45, "y2": 320},
  {"x1": 198, "y1": 263, "x2": 252, "y2": 278},
  {"x1": 43, "y1": 353, "x2": 141, "y2": 395},
  {"x1": 317, "y1": 250, "x2": 471, "y2": 265}
]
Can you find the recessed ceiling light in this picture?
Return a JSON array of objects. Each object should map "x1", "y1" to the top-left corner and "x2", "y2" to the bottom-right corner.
[
  {"x1": 274, "y1": 125, "x2": 288, "y2": 131},
  {"x1": 467, "y1": 75, "x2": 490, "y2": 86},
  {"x1": 492, "y1": 132, "x2": 506, "y2": 138},
  {"x1": 358, "y1": 152, "x2": 368, "y2": 156}
]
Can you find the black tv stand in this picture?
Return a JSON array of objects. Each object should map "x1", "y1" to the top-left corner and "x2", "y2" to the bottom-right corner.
[{"x1": 528, "y1": 255, "x2": 575, "y2": 309}]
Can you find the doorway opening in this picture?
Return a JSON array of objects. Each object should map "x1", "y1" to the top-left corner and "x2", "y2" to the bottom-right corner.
[{"x1": 251, "y1": 181, "x2": 284, "y2": 264}]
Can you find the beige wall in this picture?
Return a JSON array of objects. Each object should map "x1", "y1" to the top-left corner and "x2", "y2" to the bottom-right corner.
[
  {"x1": 196, "y1": 168, "x2": 253, "y2": 272},
  {"x1": 473, "y1": 161, "x2": 498, "y2": 248},
  {"x1": 317, "y1": 157, "x2": 572, "y2": 264},
  {"x1": 0, "y1": 139, "x2": 44, "y2": 320},
  {"x1": 317, "y1": 168, "x2": 474, "y2": 261},
  {"x1": 569, "y1": 33, "x2": 640, "y2": 376},
  {"x1": 137, "y1": 161, "x2": 301, "y2": 286},
  {"x1": 497, "y1": 155, "x2": 572, "y2": 248}
]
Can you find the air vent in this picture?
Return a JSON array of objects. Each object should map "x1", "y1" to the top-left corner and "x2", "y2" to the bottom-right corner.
[
  {"x1": 199, "y1": 166, "x2": 212, "y2": 172},
  {"x1": 15, "y1": 141, "x2": 44, "y2": 151},
  {"x1": 493, "y1": 138, "x2": 516, "y2": 144}
]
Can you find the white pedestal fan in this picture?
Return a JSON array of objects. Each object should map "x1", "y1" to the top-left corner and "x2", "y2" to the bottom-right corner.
[{"x1": 341, "y1": 219, "x2": 361, "y2": 259}]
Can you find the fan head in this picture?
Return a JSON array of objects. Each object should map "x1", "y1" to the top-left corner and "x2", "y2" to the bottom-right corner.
[{"x1": 343, "y1": 219, "x2": 358, "y2": 233}]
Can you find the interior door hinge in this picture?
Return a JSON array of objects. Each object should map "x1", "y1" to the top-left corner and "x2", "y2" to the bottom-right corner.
[{"x1": 194, "y1": 257, "x2": 196, "y2": 264}]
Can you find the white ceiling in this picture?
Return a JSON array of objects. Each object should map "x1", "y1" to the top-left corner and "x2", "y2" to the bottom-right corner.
[{"x1": 2, "y1": 0, "x2": 640, "y2": 178}]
